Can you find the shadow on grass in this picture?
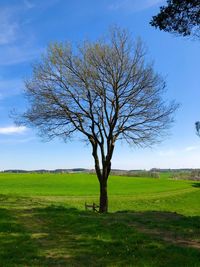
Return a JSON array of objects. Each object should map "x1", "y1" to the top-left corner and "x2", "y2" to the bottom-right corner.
[
  {"x1": 0, "y1": 204, "x2": 200, "y2": 266},
  {"x1": 192, "y1": 183, "x2": 200, "y2": 188},
  {"x1": 0, "y1": 208, "x2": 40, "y2": 266}
]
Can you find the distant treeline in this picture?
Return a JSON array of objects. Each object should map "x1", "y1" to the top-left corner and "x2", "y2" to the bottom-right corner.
[
  {"x1": 1, "y1": 168, "x2": 200, "y2": 180},
  {"x1": 1, "y1": 168, "x2": 92, "y2": 174},
  {"x1": 150, "y1": 168, "x2": 198, "y2": 173},
  {"x1": 172, "y1": 169, "x2": 200, "y2": 181},
  {"x1": 111, "y1": 168, "x2": 200, "y2": 178},
  {"x1": 111, "y1": 170, "x2": 160, "y2": 178}
]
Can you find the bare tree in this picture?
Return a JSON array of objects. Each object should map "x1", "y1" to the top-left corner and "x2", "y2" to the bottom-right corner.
[{"x1": 18, "y1": 27, "x2": 178, "y2": 213}]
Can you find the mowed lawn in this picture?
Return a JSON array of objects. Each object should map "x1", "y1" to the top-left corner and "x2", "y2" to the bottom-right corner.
[{"x1": 0, "y1": 173, "x2": 200, "y2": 266}]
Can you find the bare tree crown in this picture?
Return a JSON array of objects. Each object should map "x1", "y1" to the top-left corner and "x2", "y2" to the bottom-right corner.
[{"x1": 21, "y1": 28, "x2": 178, "y2": 176}]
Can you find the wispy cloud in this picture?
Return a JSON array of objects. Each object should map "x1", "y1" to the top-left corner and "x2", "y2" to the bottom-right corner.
[
  {"x1": 109, "y1": 0, "x2": 164, "y2": 12},
  {"x1": 0, "y1": 126, "x2": 27, "y2": 135},
  {"x1": 23, "y1": 0, "x2": 35, "y2": 9},
  {"x1": 158, "y1": 144, "x2": 200, "y2": 157},
  {"x1": 0, "y1": 2, "x2": 43, "y2": 66},
  {"x1": 0, "y1": 8, "x2": 19, "y2": 45},
  {"x1": 0, "y1": 43, "x2": 43, "y2": 66},
  {"x1": 0, "y1": 136, "x2": 35, "y2": 144},
  {"x1": 158, "y1": 149, "x2": 176, "y2": 157},
  {"x1": 184, "y1": 146, "x2": 199, "y2": 152},
  {"x1": 0, "y1": 78, "x2": 24, "y2": 98}
]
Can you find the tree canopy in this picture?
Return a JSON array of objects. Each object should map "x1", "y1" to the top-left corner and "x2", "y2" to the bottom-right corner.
[
  {"x1": 18, "y1": 28, "x2": 178, "y2": 212},
  {"x1": 150, "y1": 0, "x2": 200, "y2": 38}
]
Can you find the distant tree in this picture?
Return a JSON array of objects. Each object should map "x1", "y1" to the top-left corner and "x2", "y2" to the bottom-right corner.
[
  {"x1": 150, "y1": 0, "x2": 200, "y2": 38},
  {"x1": 17, "y1": 27, "x2": 178, "y2": 213},
  {"x1": 151, "y1": 1, "x2": 200, "y2": 137},
  {"x1": 195, "y1": 121, "x2": 200, "y2": 136}
]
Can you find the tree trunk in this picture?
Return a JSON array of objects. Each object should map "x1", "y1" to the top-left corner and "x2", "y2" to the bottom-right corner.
[
  {"x1": 99, "y1": 180, "x2": 108, "y2": 213},
  {"x1": 91, "y1": 141, "x2": 111, "y2": 213}
]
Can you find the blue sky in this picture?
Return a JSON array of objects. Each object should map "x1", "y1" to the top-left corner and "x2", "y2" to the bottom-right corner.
[{"x1": 0, "y1": 0, "x2": 200, "y2": 170}]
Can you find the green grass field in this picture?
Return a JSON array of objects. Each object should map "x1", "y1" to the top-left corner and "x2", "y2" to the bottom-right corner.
[{"x1": 0, "y1": 173, "x2": 200, "y2": 266}]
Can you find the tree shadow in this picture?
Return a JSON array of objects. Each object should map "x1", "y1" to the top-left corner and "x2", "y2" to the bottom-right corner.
[
  {"x1": 19, "y1": 207, "x2": 200, "y2": 265},
  {"x1": 116, "y1": 210, "x2": 200, "y2": 244},
  {"x1": 0, "y1": 208, "x2": 40, "y2": 266},
  {"x1": 0, "y1": 204, "x2": 200, "y2": 266}
]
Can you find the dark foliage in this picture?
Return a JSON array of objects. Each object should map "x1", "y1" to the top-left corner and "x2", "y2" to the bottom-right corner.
[
  {"x1": 150, "y1": 0, "x2": 200, "y2": 38},
  {"x1": 195, "y1": 121, "x2": 200, "y2": 136}
]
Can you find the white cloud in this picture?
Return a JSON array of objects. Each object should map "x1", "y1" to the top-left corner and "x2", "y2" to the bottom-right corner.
[
  {"x1": 0, "y1": 126, "x2": 27, "y2": 134},
  {"x1": 109, "y1": 0, "x2": 164, "y2": 12}
]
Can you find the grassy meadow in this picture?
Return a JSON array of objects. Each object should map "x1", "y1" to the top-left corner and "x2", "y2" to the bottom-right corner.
[{"x1": 0, "y1": 172, "x2": 200, "y2": 266}]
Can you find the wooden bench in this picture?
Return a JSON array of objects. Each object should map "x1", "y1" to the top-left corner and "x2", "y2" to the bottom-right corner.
[{"x1": 85, "y1": 202, "x2": 99, "y2": 212}]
